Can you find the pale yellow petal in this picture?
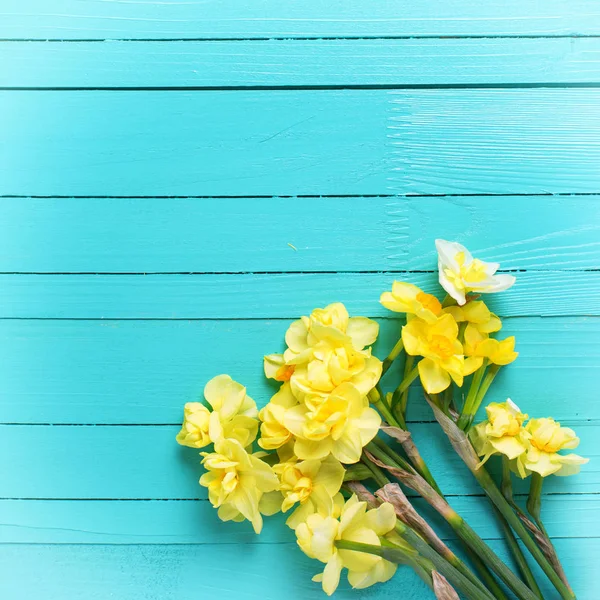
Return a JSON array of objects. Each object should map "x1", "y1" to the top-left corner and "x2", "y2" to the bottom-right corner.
[
  {"x1": 322, "y1": 553, "x2": 343, "y2": 596},
  {"x1": 418, "y1": 358, "x2": 451, "y2": 394},
  {"x1": 347, "y1": 317, "x2": 379, "y2": 349}
]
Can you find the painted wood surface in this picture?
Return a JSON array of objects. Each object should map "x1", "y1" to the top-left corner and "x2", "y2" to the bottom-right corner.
[
  {"x1": 2, "y1": 539, "x2": 593, "y2": 600},
  {"x1": 2, "y1": 494, "x2": 595, "y2": 544},
  {"x1": 1, "y1": 196, "x2": 598, "y2": 272},
  {"x1": 0, "y1": 317, "x2": 596, "y2": 424},
  {"x1": 2, "y1": 90, "x2": 600, "y2": 196},
  {"x1": 3, "y1": 38, "x2": 600, "y2": 87},
  {"x1": 2, "y1": 1, "x2": 600, "y2": 38},
  {"x1": 1, "y1": 422, "x2": 597, "y2": 498},
  {"x1": 1, "y1": 4, "x2": 598, "y2": 600},
  {"x1": 1, "y1": 273, "x2": 599, "y2": 319}
]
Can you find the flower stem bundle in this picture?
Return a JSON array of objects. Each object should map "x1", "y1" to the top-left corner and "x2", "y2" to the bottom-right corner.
[{"x1": 176, "y1": 239, "x2": 588, "y2": 598}]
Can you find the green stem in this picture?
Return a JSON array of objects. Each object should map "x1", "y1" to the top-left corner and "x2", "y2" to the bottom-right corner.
[
  {"x1": 464, "y1": 549, "x2": 510, "y2": 600},
  {"x1": 472, "y1": 465, "x2": 575, "y2": 600},
  {"x1": 501, "y1": 459, "x2": 543, "y2": 597},
  {"x1": 527, "y1": 473, "x2": 544, "y2": 532},
  {"x1": 371, "y1": 440, "x2": 538, "y2": 600},
  {"x1": 395, "y1": 364, "x2": 420, "y2": 397},
  {"x1": 393, "y1": 354, "x2": 415, "y2": 419},
  {"x1": 369, "y1": 438, "x2": 444, "y2": 498},
  {"x1": 476, "y1": 364, "x2": 501, "y2": 405},
  {"x1": 399, "y1": 527, "x2": 497, "y2": 600},
  {"x1": 382, "y1": 338, "x2": 404, "y2": 376},
  {"x1": 458, "y1": 362, "x2": 487, "y2": 430}
]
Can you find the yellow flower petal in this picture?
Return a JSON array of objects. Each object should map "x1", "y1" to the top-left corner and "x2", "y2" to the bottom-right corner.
[
  {"x1": 418, "y1": 357, "x2": 451, "y2": 394},
  {"x1": 322, "y1": 553, "x2": 343, "y2": 596},
  {"x1": 346, "y1": 316, "x2": 379, "y2": 350}
]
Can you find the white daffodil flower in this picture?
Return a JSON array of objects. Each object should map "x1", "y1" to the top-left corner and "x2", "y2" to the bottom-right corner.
[{"x1": 435, "y1": 239, "x2": 516, "y2": 305}]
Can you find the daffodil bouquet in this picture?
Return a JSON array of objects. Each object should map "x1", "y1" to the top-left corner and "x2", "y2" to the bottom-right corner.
[{"x1": 176, "y1": 240, "x2": 588, "y2": 600}]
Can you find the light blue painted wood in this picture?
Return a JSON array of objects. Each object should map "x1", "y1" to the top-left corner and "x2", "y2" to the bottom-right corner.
[
  {"x1": 3, "y1": 38, "x2": 600, "y2": 87},
  {"x1": 2, "y1": 90, "x2": 600, "y2": 196},
  {"x1": 0, "y1": 539, "x2": 593, "y2": 600},
  {"x1": 0, "y1": 421, "x2": 595, "y2": 499},
  {"x1": 1, "y1": 4, "x2": 597, "y2": 598},
  {"x1": 1, "y1": 196, "x2": 598, "y2": 272},
  {"x1": 1, "y1": 1, "x2": 599, "y2": 38},
  {"x1": 0, "y1": 495, "x2": 595, "y2": 544},
  {"x1": 0, "y1": 318, "x2": 596, "y2": 424},
  {"x1": 1, "y1": 272, "x2": 598, "y2": 319}
]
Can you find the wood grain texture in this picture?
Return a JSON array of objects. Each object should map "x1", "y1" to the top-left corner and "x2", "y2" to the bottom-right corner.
[
  {"x1": 0, "y1": 421, "x2": 595, "y2": 499},
  {"x1": 0, "y1": 539, "x2": 592, "y2": 600},
  {"x1": 2, "y1": 1, "x2": 600, "y2": 38},
  {"x1": 3, "y1": 38, "x2": 600, "y2": 87},
  {"x1": 1, "y1": 196, "x2": 599, "y2": 272},
  {"x1": 0, "y1": 317, "x2": 597, "y2": 424},
  {"x1": 1, "y1": 272, "x2": 598, "y2": 320},
  {"x1": 2, "y1": 90, "x2": 600, "y2": 196},
  {"x1": 0, "y1": 495, "x2": 595, "y2": 544}
]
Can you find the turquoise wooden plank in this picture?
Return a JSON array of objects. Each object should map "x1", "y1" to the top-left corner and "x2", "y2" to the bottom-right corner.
[
  {"x1": 0, "y1": 421, "x2": 595, "y2": 498},
  {"x1": 1, "y1": 196, "x2": 599, "y2": 272},
  {"x1": 0, "y1": 539, "x2": 592, "y2": 600},
  {"x1": 2, "y1": 90, "x2": 600, "y2": 196},
  {"x1": 3, "y1": 38, "x2": 600, "y2": 87},
  {"x1": 1, "y1": 272, "x2": 598, "y2": 319},
  {"x1": 0, "y1": 495, "x2": 595, "y2": 544},
  {"x1": 0, "y1": 318, "x2": 596, "y2": 424},
  {"x1": 1, "y1": 1, "x2": 599, "y2": 38}
]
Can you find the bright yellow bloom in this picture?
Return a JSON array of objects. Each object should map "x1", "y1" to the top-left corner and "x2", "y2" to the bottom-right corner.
[
  {"x1": 258, "y1": 383, "x2": 299, "y2": 450},
  {"x1": 443, "y1": 300, "x2": 502, "y2": 334},
  {"x1": 472, "y1": 400, "x2": 529, "y2": 472},
  {"x1": 285, "y1": 303, "x2": 379, "y2": 358},
  {"x1": 295, "y1": 494, "x2": 397, "y2": 595},
  {"x1": 518, "y1": 418, "x2": 589, "y2": 478},
  {"x1": 263, "y1": 353, "x2": 295, "y2": 382},
  {"x1": 265, "y1": 305, "x2": 382, "y2": 399},
  {"x1": 436, "y1": 239, "x2": 515, "y2": 305},
  {"x1": 176, "y1": 374, "x2": 258, "y2": 449},
  {"x1": 200, "y1": 438, "x2": 279, "y2": 533},
  {"x1": 463, "y1": 326, "x2": 518, "y2": 373},
  {"x1": 274, "y1": 454, "x2": 345, "y2": 529},
  {"x1": 380, "y1": 281, "x2": 442, "y2": 323},
  {"x1": 402, "y1": 313, "x2": 464, "y2": 393},
  {"x1": 290, "y1": 337, "x2": 382, "y2": 400},
  {"x1": 284, "y1": 382, "x2": 381, "y2": 464}
]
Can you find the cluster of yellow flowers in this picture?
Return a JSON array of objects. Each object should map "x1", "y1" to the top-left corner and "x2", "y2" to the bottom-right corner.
[
  {"x1": 175, "y1": 238, "x2": 589, "y2": 599},
  {"x1": 380, "y1": 240, "x2": 517, "y2": 394},
  {"x1": 176, "y1": 303, "x2": 390, "y2": 593},
  {"x1": 472, "y1": 400, "x2": 589, "y2": 478}
]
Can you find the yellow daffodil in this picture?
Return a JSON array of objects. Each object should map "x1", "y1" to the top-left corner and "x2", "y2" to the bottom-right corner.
[
  {"x1": 258, "y1": 383, "x2": 299, "y2": 450},
  {"x1": 295, "y1": 494, "x2": 397, "y2": 595},
  {"x1": 290, "y1": 337, "x2": 382, "y2": 400},
  {"x1": 443, "y1": 300, "x2": 502, "y2": 334},
  {"x1": 463, "y1": 326, "x2": 518, "y2": 373},
  {"x1": 176, "y1": 374, "x2": 258, "y2": 449},
  {"x1": 200, "y1": 438, "x2": 279, "y2": 534},
  {"x1": 274, "y1": 454, "x2": 345, "y2": 529},
  {"x1": 518, "y1": 418, "x2": 589, "y2": 478},
  {"x1": 402, "y1": 313, "x2": 464, "y2": 393},
  {"x1": 284, "y1": 303, "x2": 379, "y2": 357},
  {"x1": 380, "y1": 281, "x2": 442, "y2": 323},
  {"x1": 283, "y1": 382, "x2": 381, "y2": 464},
  {"x1": 472, "y1": 400, "x2": 529, "y2": 472},
  {"x1": 263, "y1": 353, "x2": 295, "y2": 382},
  {"x1": 436, "y1": 239, "x2": 516, "y2": 305}
]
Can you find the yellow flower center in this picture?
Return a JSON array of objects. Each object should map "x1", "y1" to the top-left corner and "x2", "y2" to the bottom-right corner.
[
  {"x1": 221, "y1": 470, "x2": 239, "y2": 495},
  {"x1": 275, "y1": 364, "x2": 295, "y2": 382},
  {"x1": 429, "y1": 334, "x2": 455, "y2": 360},
  {"x1": 416, "y1": 292, "x2": 442, "y2": 315}
]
